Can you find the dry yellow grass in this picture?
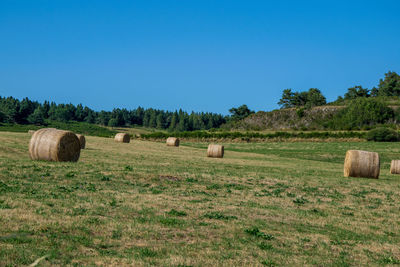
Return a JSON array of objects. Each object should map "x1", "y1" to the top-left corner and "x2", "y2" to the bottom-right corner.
[{"x1": 0, "y1": 131, "x2": 400, "y2": 266}]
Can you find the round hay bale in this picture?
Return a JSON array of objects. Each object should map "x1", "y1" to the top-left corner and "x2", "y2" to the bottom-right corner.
[
  {"x1": 166, "y1": 137, "x2": 179, "y2": 147},
  {"x1": 115, "y1": 133, "x2": 130, "y2": 143},
  {"x1": 29, "y1": 128, "x2": 81, "y2": 162},
  {"x1": 207, "y1": 144, "x2": 224, "y2": 158},
  {"x1": 344, "y1": 150, "x2": 379, "y2": 179},
  {"x1": 390, "y1": 160, "x2": 400, "y2": 174},
  {"x1": 28, "y1": 130, "x2": 36, "y2": 134},
  {"x1": 76, "y1": 134, "x2": 86, "y2": 149}
]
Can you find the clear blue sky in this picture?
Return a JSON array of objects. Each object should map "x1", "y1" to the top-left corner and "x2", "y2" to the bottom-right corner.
[{"x1": 1, "y1": 0, "x2": 399, "y2": 114}]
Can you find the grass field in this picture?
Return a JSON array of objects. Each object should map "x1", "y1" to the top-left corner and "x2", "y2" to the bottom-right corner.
[{"x1": 1, "y1": 132, "x2": 400, "y2": 266}]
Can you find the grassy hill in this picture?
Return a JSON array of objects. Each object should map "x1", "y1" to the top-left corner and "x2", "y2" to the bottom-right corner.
[
  {"x1": 232, "y1": 97, "x2": 400, "y2": 131},
  {"x1": 1, "y1": 131, "x2": 400, "y2": 265},
  {"x1": 233, "y1": 106, "x2": 344, "y2": 130}
]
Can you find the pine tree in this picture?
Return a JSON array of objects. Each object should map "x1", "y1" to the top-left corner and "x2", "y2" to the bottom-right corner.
[
  {"x1": 192, "y1": 114, "x2": 205, "y2": 130},
  {"x1": 75, "y1": 104, "x2": 86, "y2": 121},
  {"x1": 148, "y1": 110, "x2": 157, "y2": 128},
  {"x1": 156, "y1": 113, "x2": 164, "y2": 129},
  {"x1": 169, "y1": 112, "x2": 178, "y2": 131},
  {"x1": 27, "y1": 106, "x2": 46, "y2": 125},
  {"x1": 142, "y1": 111, "x2": 150, "y2": 127},
  {"x1": 376, "y1": 71, "x2": 400, "y2": 96},
  {"x1": 84, "y1": 110, "x2": 96, "y2": 123},
  {"x1": 177, "y1": 113, "x2": 189, "y2": 131}
]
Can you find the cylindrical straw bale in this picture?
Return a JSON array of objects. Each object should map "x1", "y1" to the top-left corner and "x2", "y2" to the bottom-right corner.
[
  {"x1": 390, "y1": 160, "x2": 400, "y2": 174},
  {"x1": 207, "y1": 144, "x2": 224, "y2": 158},
  {"x1": 28, "y1": 130, "x2": 35, "y2": 134},
  {"x1": 166, "y1": 137, "x2": 179, "y2": 147},
  {"x1": 76, "y1": 134, "x2": 86, "y2": 149},
  {"x1": 29, "y1": 128, "x2": 81, "y2": 162},
  {"x1": 344, "y1": 150, "x2": 379, "y2": 179},
  {"x1": 115, "y1": 133, "x2": 130, "y2": 143}
]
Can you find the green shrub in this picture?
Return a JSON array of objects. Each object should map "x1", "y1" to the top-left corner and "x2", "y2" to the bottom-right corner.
[
  {"x1": 140, "y1": 130, "x2": 365, "y2": 140},
  {"x1": 328, "y1": 98, "x2": 394, "y2": 130},
  {"x1": 365, "y1": 127, "x2": 399, "y2": 142},
  {"x1": 296, "y1": 108, "x2": 305, "y2": 118}
]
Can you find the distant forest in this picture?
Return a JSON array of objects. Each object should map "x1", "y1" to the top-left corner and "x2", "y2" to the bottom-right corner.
[
  {"x1": 0, "y1": 96, "x2": 228, "y2": 131},
  {"x1": 1, "y1": 71, "x2": 399, "y2": 132}
]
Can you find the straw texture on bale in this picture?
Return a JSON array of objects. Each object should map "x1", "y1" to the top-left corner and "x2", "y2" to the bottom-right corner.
[
  {"x1": 207, "y1": 144, "x2": 224, "y2": 158},
  {"x1": 390, "y1": 160, "x2": 400, "y2": 174},
  {"x1": 344, "y1": 150, "x2": 380, "y2": 179},
  {"x1": 29, "y1": 128, "x2": 81, "y2": 162},
  {"x1": 76, "y1": 134, "x2": 86, "y2": 149},
  {"x1": 28, "y1": 130, "x2": 35, "y2": 134},
  {"x1": 115, "y1": 133, "x2": 130, "y2": 143},
  {"x1": 166, "y1": 137, "x2": 179, "y2": 147}
]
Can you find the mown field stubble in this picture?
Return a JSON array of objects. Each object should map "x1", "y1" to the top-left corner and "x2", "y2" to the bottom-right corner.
[{"x1": 1, "y1": 132, "x2": 400, "y2": 266}]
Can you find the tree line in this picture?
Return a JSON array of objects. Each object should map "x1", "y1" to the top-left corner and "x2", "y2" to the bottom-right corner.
[
  {"x1": 2, "y1": 71, "x2": 398, "y2": 132},
  {"x1": 0, "y1": 97, "x2": 227, "y2": 131},
  {"x1": 278, "y1": 71, "x2": 400, "y2": 108},
  {"x1": 336, "y1": 71, "x2": 400, "y2": 101}
]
